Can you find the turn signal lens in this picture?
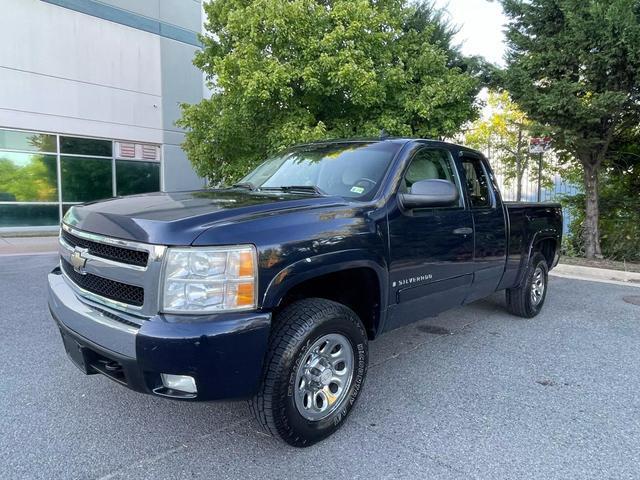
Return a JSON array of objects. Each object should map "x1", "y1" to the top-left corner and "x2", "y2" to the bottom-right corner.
[
  {"x1": 239, "y1": 251, "x2": 255, "y2": 277},
  {"x1": 225, "y1": 282, "x2": 255, "y2": 309}
]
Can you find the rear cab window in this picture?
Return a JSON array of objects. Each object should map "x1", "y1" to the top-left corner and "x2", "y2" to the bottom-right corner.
[{"x1": 461, "y1": 156, "x2": 493, "y2": 208}]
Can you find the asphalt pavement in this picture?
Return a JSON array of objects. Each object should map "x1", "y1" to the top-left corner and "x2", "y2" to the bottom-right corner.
[{"x1": 1, "y1": 254, "x2": 639, "y2": 479}]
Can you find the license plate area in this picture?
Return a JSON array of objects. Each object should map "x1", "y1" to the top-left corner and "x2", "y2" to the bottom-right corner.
[
  {"x1": 60, "y1": 330, "x2": 94, "y2": 375},
  {"x1": 60, "y1": 330, "x2": 126, "y2": 385}
]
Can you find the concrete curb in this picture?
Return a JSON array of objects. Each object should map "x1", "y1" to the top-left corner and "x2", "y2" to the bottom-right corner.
[
  {"x1": 551, "y1": 263, "x2": 640, "y2": 288},
  {"x1": 0, "y1": 236, "x2": 59, "y2": 256}
]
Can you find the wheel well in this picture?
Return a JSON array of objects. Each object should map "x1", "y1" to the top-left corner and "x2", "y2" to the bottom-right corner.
[
  {"x1": 536, "y1": 238, "x2": 557, "y2": 268},
  {"x1": 276, "y1": 268, "x2": 381, "y2": 339}
]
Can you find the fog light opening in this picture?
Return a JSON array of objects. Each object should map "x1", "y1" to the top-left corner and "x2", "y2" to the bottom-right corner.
[{"x1": 160, "y1": 374, "x2": 197, "y2": 394}]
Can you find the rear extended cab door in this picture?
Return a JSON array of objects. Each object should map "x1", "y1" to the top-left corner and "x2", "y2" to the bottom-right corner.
[{"x1": 456, "y1": 150, "x2": 508, "y2": 303}]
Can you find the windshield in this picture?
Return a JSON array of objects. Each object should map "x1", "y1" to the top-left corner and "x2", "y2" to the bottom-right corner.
[{"x1": 238, "y1": 142, "x2": 401, "y2": 200}]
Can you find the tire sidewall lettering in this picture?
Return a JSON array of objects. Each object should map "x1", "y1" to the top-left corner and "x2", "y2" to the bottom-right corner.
[
  {"x1": 334, "y1": 341, "x2": 367, "y2": 426},
  {"x1": 278, "y1": 311, "x2": 368, "y2": 441}
]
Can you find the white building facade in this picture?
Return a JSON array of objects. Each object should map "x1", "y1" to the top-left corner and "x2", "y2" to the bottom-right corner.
[{"x1": 0, "y1": 0, "x2": 205, "y2": 231}]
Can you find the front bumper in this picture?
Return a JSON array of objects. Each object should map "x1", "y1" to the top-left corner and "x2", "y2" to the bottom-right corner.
[{"x1": 48, "y1": 267, "x2": 271, "y2": 400}]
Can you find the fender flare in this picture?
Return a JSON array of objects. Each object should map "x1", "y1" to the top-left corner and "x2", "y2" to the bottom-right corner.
[
  {"x1": 515, "y1": 229, "x2": 559, "y2": 287},
  {"x1": 261, "y1": 249, "x2": 389, "y2": 325}
]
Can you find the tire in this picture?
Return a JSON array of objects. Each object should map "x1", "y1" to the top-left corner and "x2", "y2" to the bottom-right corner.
[
  {"x1": 505, "y1": 252, "x2": 549, "y2": 318},
  {"x1": 250, "y1": 298, "x2": 368, "y2": 447}
]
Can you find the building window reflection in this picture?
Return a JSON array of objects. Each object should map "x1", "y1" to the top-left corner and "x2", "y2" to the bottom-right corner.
[
  {"x1": 0, "y1": 128, "x2": 161, "y2": 228},
  {"x1": 0, "y1": 152, "x2": 58, "y2": 202},
  {"x1": 61, "y1": 156, "x2": 113, "y2": 202}
]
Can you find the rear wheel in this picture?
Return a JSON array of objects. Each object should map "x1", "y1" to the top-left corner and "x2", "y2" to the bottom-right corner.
[
  {"x1": 250, "y1": 298, "x2": 368, "y2": 447},
  {"x1": 506, "y1": 252, "x2": 549, "y2": 318}
]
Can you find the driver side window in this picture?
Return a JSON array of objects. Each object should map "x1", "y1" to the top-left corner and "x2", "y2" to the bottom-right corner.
[{"x1": 401, "y1": 148, "x2": 463, "y2": 207}]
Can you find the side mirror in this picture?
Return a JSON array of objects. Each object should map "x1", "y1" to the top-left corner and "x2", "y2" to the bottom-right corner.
[{"x1": 399, "y1": 179, "x2": 459, "y2": 209}]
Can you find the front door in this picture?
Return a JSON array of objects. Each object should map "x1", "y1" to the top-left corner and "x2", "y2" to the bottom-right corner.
[{"x1": 385, "y1": 146, "x2": 474, "y2": 331}]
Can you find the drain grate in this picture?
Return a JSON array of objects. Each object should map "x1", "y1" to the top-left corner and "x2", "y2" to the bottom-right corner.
[{"x1": 623, "y1": 296, "x2": 640, "y2": 306}]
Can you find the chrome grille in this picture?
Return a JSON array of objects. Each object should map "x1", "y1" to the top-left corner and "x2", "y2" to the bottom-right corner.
[
  {"x1": 59, "y1": 224, "x2": 166, "y2": 316},
  {"x1": 61, "y1": 258, "x2": 144, "y2": 307},
  {"x1": 61, "y1": 229, "x2": 149, "y2": 267}
]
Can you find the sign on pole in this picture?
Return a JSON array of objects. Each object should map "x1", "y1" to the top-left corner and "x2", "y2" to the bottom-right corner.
[{"x1": 529, "y1": 136, "x2": 552, "y2": 154}]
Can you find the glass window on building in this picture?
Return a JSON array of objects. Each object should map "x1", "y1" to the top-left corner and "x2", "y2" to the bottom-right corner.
[
  {"x1": 60, "y1": 136, "x2": 112, "y2": 157},
  {"x1": 0, "y1": 204, "x2": 60, "y2": 227},
  {"x1": 0, "y1": 128, "x2": 59, "y2": 227},
  {"x1": 0, "y1": 152, "x2": 58, "y2": 202},
  {"x1": 116, "y1": 160, "x2": 160, "y2": 196},
  {"x1": 61, "y1": 156, "x2": 113, "y2": 202},
  {"x1": 0, "y1": 129, "x2": 56, "y2": 153},
  {"x1": 0, "y1": 128, "x2": 161, "y2": 229}
]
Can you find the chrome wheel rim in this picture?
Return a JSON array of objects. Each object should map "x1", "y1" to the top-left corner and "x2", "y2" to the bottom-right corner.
[
  {"x1": 294, "y1": 333, "x2": 354, "y2": 421},
  {"x1": 531, "y1": 266, "x2": 545, "y2": 306}
]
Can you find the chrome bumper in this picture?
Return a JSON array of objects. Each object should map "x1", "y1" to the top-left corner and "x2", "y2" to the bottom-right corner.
[{"x1": 48, "y1": 268, "x2": 139, "y2": 358}]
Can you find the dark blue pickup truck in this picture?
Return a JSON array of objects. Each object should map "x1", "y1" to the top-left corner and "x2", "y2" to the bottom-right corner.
[{"x1": 48, "y1": 138, "x2": 562, "y2": 446}]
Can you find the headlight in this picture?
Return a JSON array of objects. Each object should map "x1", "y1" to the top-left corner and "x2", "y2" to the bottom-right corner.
[{"x1": 161, "y1": 245, "x2": 257, "y2": 313}]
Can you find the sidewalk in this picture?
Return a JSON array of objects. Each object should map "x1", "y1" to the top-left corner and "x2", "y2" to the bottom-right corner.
[
  {"x1": 0, "y1": 236, "x2": 59, "y2": 256},
  {"x1": 550, "y1": 263, "x2": 640, "y2": 288}
]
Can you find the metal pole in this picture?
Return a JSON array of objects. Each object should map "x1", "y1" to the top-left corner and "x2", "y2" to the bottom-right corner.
[
  {"x1": 56, "y1": 134, "x2": 62, "y2": 222},
  {"x1": 537, "y1": 152, "x2": 543, "y2": 202}
]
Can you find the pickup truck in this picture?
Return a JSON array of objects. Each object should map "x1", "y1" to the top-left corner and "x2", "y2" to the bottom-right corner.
[{"x1": 48, "y1": 138, "x2": 562, "y2": 447}]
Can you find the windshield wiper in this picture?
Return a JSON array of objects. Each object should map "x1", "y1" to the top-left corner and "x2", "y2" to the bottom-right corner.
[
  {"x1": 232, "y1": 182, "x2": 256, "y2": 191},
  {"x1": 260, "y1": 185, "x2": 327, "y2": 196}
]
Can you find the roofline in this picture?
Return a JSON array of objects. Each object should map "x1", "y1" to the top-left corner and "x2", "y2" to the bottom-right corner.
[
  {"x1": 289, "y1": 137, "x2": 485, "y2": 157},
  {"x1": 290, "y1": 138, "x2": 408, "y2": 148}
]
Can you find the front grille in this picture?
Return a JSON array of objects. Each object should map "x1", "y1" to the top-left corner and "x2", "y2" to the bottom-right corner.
[
  {"x1": 61, "y1": 229, "x2": 148, "y2": 267},
  {"x1": 61, "y1": 258, "x2": 144, "y2": 307}
]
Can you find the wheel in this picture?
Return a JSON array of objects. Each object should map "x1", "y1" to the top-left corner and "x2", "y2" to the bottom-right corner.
[
  {"x1": 505, "y1": 252, "x2": 549, "y2": 318},
  {"x1": 250, "y1": 298, "x2": 368, "y2": 447}
]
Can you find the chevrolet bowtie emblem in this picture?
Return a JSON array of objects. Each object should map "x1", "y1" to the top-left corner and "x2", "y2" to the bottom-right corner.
[{"x1": 70, "y1": 247, "x2": 89, "y2": 274}]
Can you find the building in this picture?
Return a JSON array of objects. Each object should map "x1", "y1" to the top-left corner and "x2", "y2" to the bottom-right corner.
[{"x1": 0, "y1": 0, "x2": 205, "y2": 231}]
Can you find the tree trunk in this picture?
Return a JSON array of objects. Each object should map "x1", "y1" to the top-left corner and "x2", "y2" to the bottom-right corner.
[{"x1": 582, "y1": 161, "x2": 603, "y2": 259}]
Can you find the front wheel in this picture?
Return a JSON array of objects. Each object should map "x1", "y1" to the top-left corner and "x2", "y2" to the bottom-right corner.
[
  {"x1": 250, "y1": 298, "x2": 368, "y2": 447},
  {"x1": 505, "y1": 252, "x2": 549, "y2": 318}
]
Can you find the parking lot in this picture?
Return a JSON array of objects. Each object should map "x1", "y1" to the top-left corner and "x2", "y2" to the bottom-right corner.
[{"x1": 1, "y1": 253, "x2": 639, "y2": 479}]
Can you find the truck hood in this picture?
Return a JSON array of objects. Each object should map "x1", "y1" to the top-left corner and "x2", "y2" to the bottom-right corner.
[{"x1": 63, "y1": 189, "x2": 347, "y2": 245}]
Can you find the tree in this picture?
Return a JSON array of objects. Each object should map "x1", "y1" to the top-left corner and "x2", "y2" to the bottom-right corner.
[
  {"x1": 500, "y1": 0, "x2": 640, "y2": 258},
  {"x1": 465, "y1": 90, "x2": 533, "y2": 201},
  {"x1": 178, "y1": 0, "x2": 483, "y2": 184},
  {"x1": 564, "y1": 127, "x2": 640, "y2": 260}
]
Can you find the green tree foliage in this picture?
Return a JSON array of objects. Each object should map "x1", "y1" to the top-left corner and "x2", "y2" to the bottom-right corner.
[
  {"x1": 0, "y1": 155, "x2": 57, "y2": 202},
  {"x1": 179, "y1": 0, "x2": 483, "y2": 184},
  {"x1": 499, "y1": 0, "x2": 640, "y2": 258},
  {"x1": 564, "y1": 129, "x2": 640, "y2": 261}
]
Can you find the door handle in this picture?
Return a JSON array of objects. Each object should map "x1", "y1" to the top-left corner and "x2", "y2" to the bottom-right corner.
[{"x1": 453, "y1": 227, "x2": 473, "y2": 235}]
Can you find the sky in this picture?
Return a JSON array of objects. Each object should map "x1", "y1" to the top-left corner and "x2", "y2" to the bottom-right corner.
[{"x1": 432, "y1": 0, "x2": 508, "y2": 66}]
